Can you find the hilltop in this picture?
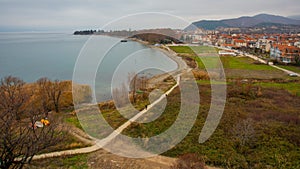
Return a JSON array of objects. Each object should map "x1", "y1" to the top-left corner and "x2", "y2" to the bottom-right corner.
[{"x1": 187, "y1": 13, "x2": 300, "y2": 30}]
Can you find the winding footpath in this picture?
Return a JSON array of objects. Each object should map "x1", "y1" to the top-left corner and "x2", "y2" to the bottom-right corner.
[
  {"x1": 31, "y1": 46, "x2": 188, "y2": 162},
  {"x1": 29, "y1": 45, "x2": 222, "y2": 169}
]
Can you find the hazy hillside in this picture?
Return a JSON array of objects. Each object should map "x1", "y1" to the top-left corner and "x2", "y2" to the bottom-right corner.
[
  {"x1": 188, "y1": 13, "x2": 300, "y2": 30},
  {"x1": 289, "y1": 15, "x2": 300, "y2": 20}
]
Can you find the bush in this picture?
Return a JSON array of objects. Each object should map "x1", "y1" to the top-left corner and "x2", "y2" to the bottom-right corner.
[
  {"x1": 192, "y1": 69, "x2": 210, "y2": 80},
  {"x1": 171, "y1": 153, "x2": 207, "y2": 169}
]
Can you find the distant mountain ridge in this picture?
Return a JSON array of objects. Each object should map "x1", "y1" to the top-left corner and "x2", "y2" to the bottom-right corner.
[
  {"x1": 288, "y1": 15, "x2": 300, "y2": 20},
  {"x1": 188, "y1": 14, "x2": 300, "y2": 30}
]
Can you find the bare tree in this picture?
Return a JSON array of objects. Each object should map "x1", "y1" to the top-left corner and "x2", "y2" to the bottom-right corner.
[
  {"x1": 128, "y1": 72, "x2": 137, "y2": 104},
  {"x1": 36, "y1": 78, "x2": 51, "y2": 116},
  {"x1": 50, "y1": 80, "x2": 67, "y2": 113},
  {"x1": 112, "y1": 83, "x2": 128, "y2": 107},
  {"x1": 0, "y1": 76, "x2": 28, "y2": 120},
  {"x1": 0, "y1": 76, "x2": 63, "y2": 169},
  {"x1": 127, "y1": 72, "x2": 149, "y2": 104},
  {"x1": 36, "y1": 78, "x2": 67, "y2": 113}
]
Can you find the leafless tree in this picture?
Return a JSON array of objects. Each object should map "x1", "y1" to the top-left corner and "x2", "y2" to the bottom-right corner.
[
  {"x1": 127, "y1": 72, "x2": 149, "y2": 104},
  {"x1": 0, "y1": 76, "x2": 28, "y2": 120},
  {"x1": 112, "y1": 83, "x2": 128, "y2": 107},
  {"x1": 36, "y1": 78, "x2": 67, "y2": 113},
  {"x1": 0, "y1": 76, "x2": 64, "y2": 169},
  {"x1": 36, "y1": 78, "x2": 51, "y2": 116},
  {"x1": 128, "y1": 72, "x2": 137, "y2": 104}
]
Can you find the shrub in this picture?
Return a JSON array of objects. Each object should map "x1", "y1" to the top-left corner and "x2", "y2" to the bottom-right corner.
[
  {"x1": 171, "y1": 153, "x2": 207, "y2": 169},
  {"x1": 192, "y1": 69, "x2": 210, "y2": 80}
]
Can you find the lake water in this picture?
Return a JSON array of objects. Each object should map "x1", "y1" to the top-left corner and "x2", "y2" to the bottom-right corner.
[{"x1": 0, "y1": 33, "x2": 177, "y2": 101}]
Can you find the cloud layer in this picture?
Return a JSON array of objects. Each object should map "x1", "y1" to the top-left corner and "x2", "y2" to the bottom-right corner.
[{"x1": 0, "y1": 0, "x2": 299, "y2": 31}]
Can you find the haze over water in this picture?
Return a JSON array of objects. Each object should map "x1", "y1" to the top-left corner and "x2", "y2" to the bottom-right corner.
[{"x1": 0, "y1": 33, "x2": 177, "y2": 101}]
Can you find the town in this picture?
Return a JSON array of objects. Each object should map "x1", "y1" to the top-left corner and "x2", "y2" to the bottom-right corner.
[
  {"x1": 181, "y1": 30, "x2": 300, "y2": 65},
  {"x1": 74, "y1": 26, "x2": 300, "y2": 66}
]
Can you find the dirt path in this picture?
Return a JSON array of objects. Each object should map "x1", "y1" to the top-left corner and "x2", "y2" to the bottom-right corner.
[
  {"x1": 31, "y1": 46, "x2": 184, "y2": 161},
  {"x1": 31, "y1": 75, "x2": 182, "y2": 167},
  {"x1": 29, "y1": 45, "x2": 221, "y2": 169}
]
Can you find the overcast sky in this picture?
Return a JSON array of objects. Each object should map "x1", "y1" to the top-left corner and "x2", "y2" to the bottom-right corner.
[{"x1": 0, "y1": 0, "x2": 299, "y2": 31}]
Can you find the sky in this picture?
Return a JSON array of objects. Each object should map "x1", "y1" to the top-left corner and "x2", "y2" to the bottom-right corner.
[{"x1": 0, "y1": 0, "x2": 299, "y2": 32}]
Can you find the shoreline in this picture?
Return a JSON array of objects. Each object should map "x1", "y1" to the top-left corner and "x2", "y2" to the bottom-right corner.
[
  {"x1": 129, "y1": 38, "x2": 188, "y2": 88},
  {"x1": 19, "y1": 37, "x2": 187, "y2": 106},
  {"x1": 97, "y1": 38, "x2": 188, "y2": 104}
]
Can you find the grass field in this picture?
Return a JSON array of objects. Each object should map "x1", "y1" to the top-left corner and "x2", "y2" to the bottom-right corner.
[
  {"x1": 26, "y1": 154, "x2": 89, "y2": 169},
  {"x1": 190, "y1": 46, "x2": 218, "y2": 53},
  {"x1": 221, "y1": 57, "x2": 274, "y2": 70},
  {"x1": 255, "y1": 81, "x2": 300, "y2": 96},
  {"x1": 168, "y1": 46, "x2": 197, "y2": 54},
  {"x1": 170, "y1": 46, "x2": 288, "y2": 79},
  {"x1": 277, "y1": 65, "x2": 300, "y2": 73},
  {"x1": 221, "y1": 56, "x2": 286, "y2": 79},
  {"x1": 65, "y1": 114, "x2": 83, "y2": 130}
]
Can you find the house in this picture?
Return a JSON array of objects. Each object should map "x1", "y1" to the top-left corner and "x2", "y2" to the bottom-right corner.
[
  {"x1": 218, "y1": 50, "x2": 237, "y2": 56},
  {"x1": 256, "y1": 39, "x2": 273, "y2": 52},
  {"x1": 247, "y1": 41, "x2": 257, "y2": 48},
  {"x1": 294, "y1": 41, "x2": 300, "y2": 48},
  {"x1": 232, "y1": 39, "x2": 247, "y2": 48},
  {"x1": 270, "y1": 45, "x2": 300, "y2": 63},
  {"x1": 221, "y1": 43, "x2": 238, "y2": 49}
]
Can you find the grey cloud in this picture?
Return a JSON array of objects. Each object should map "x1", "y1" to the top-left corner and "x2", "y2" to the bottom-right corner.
[{"x1": 0, "y1": 0, "x2": 299, "y2": 31}]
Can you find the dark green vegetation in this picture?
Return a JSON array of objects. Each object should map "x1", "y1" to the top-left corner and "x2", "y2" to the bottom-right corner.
[
  {"x1": 122, "y1": 81, "x2": 300, "y2": 168},
  {"x1": 131, "y1": 33, "x2": 182, "y2": 44},
  {"x1": 84, "y1": 45, "x2": 300, "y2": 168},
  {"x1": 87, "y1": 45, "x2": 299, "y2": 168},
  {"x1": 131, "y1": 45, "x2": 300, "y2": 168}
]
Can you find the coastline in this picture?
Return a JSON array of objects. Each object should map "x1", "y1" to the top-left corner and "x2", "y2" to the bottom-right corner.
[
  {"x1": 129, "y1": 38, "x2": 188, "y2": 88},
  {"x1": 129, "y1": 37, "x2": 187, "y2": 72},
  {"x1": 98, "y1": 38, "x2": 188, "y2": 105}
]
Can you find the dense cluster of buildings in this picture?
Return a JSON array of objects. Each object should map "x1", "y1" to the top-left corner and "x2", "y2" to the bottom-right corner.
[{"x1": 182, "y1": 31, "x2": 300, "y2": 64}]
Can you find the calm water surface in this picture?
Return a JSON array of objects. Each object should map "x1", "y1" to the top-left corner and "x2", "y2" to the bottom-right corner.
[{"x1": 0, "y1": 33, "x2": 177, "y2": 101}]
